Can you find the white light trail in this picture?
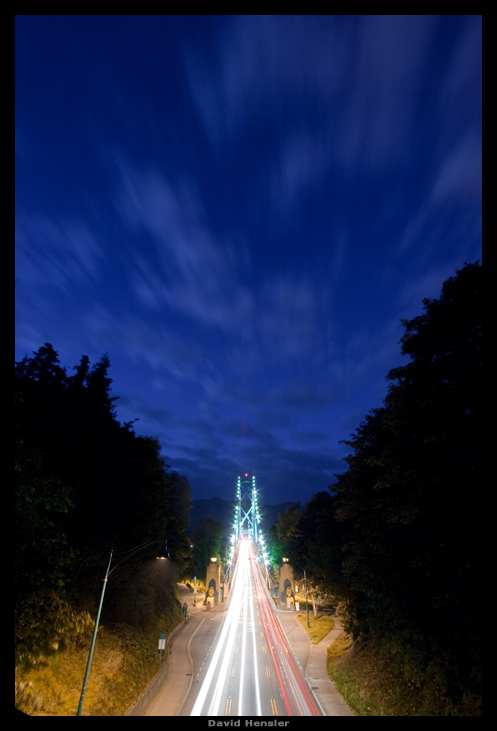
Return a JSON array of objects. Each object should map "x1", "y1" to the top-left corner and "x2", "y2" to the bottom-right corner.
[
  {"x1": 191, "y1": 556, "x2": 243, "y2": 716},
  {"x1": 238, "y1": 560, "x2": 248, "y2": 716},
  {"x1": 249, "y1": 561, "x2": 262, "y2": 716},
  {"x1": 206, "y1": 593, "x2": 240, "y2": 715}
]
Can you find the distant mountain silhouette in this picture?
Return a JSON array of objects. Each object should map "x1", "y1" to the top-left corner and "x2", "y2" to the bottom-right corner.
[{"x1": 189, "y1": 497, "x2": 298, "y2": 534}]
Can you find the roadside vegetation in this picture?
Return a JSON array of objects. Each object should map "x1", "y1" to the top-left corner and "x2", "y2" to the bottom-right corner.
[
  {"x1": 15, "y1": 582, "x2": 183, "y2": 716},
  {"x1": 295, "y1": 612, "x2": 335, "y2": 644},
  {"x1": 326, "y1": 632, "x2": 481, "y2": 717}
]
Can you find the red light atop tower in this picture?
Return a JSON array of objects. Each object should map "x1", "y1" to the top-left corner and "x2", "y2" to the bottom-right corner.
[{"x1": 245, "y1": 473, "x2": 248, "y2": 477}]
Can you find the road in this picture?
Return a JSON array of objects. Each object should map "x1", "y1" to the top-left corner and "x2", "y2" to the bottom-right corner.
[{"x1": 187, "y1": 539, "x2": 321, "y2": 717}]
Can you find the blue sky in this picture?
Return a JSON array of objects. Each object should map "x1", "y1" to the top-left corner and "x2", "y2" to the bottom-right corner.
[{"x1": 15, "y1": 16, "x2": 482, "y2": 505}]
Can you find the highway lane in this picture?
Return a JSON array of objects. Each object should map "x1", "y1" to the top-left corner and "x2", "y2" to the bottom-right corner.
[{"x1": 189, "y1": 539, "x2": 321, "y2": 717}]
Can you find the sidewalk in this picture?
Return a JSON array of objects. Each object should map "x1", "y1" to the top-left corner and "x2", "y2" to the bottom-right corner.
[
  {"x1": 142, "y1": 587, "x2": 226, "y2": 716},
  {"x1": 305, "y1": 616, "x2": 355, "y2": 716},
  {"x1": 272, "y1": 602, "x2": 355, "y2": 717}
]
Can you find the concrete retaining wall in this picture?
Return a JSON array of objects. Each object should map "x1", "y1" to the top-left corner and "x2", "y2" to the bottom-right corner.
[{"x1": 124, "y1": 617, "x2": 190, "y2": 716}]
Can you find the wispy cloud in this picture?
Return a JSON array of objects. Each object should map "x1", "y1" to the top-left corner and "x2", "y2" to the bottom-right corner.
[
  {"x1": 271, "y1": 384, "x2": 342, "y2": 412},
  {"x1": 185, "y1": 15, "x2": 435, "y2": 174},
  {"x1": 15, "y1": 214, "x2": 102, "y2": 292},
  {"x1": 184, "y1": 14, "x2": 481, "y2": 256},
  {"x1": 430, "y1": 130, "x2": 481, "y2": 204},
  {"x1": 113, "y1": 155, "x2": 253, "y2": 328},
  {"x1": 111, "y1": 155, "x2": 328, "y2": 366},
  {"x1": 15, "y1": 16, "x2": 481, "y2": 504}
]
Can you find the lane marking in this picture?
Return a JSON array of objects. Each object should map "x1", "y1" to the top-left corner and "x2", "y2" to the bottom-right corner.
[
  {"x1": 225, "y1": 697, "x2": 232, "y2": 715},
  {"x1": 231, "y1": 666, "x2": 236, "y2": 677},
  {"x1": 266, "y1": 666, "x2": 271, "y2": 678},
  {"x1": 271, "y1": 697, "x2": 278, "y2": 715}
]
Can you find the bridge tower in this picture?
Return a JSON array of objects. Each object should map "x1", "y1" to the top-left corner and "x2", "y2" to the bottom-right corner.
[{"x1": 233, "y1": 474, "x2": 261, "y2": 543}]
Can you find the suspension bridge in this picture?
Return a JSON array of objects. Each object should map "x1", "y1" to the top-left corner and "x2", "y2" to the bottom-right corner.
[
  {"x1": 224, "y1": 474, "x2": 271, "y2": 580},
  {"x1": 187, "y1": 473, "x2": 322, "y2": 716}
]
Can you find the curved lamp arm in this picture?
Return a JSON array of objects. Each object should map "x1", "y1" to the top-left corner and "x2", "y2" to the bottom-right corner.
[{"x1": 108, "y1": 540, "x2": 165, "y2": 575}]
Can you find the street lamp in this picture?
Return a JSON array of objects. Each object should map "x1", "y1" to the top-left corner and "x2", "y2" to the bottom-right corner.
[
  {"x1": 76, "y1": 540, "x2": 168, "y2": 716},
  {"x1": 157, "y1": 540, "x2": 171, "y2": 559},
  {"x1": 294, "y1": 562, "x2": 310, "y2": 628}
]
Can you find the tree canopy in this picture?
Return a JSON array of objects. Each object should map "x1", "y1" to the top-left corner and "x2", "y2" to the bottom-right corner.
[
  {"x1": 15, "y1": 345, "x2": 192, "y2": 664},
  {"x1": 188, "y1": 517, "x2": 226, "y2": 580},
  {"x1": 283, "y1": 262, "x2": 482, "y2": 703}
]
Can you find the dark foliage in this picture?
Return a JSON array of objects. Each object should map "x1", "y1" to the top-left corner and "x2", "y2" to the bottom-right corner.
[
  {"x1": 188, "y1": 517, "x2": 226, "y2": 579},
  {"x1": 15, "y1": 345, "x2": 192, "y2": 662},
  {"x1": 289, "y1": 491, "x2": 341, "y2": 588},
  {"x1": 286, "y1": 262, "x2": 482, "y2": 703},
  {"x1": 266, "y1": 503, "x2": 301, "y2": 574}
]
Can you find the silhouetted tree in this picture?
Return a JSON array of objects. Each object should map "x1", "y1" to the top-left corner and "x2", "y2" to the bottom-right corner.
[
  {"x1": 69, "y1": 354, "x2": 90, "y2": 392},
  {"x1": 15, "y1": 345, "x2": 192, "y2": 663},
  {"x1": 189, "y1": 517, "x2": 225, "y2": 580},
  {"x1": 267, "y1": 504, "x2": 300, "y2": 575},
  {"x1": 16, "y1": 342, "x2": 67, "y2": 386},
  {"x1": 330, "y1": 262, "x2": 481, "y2": 685},
  {"x1": 289, "y1": 492, "x2": 341, "y2": 589}
]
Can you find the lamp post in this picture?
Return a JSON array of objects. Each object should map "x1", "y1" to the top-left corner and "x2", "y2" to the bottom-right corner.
[
  {"x1": 294, "y1": 562, "x2": 310, "y2": 628},
  {"x1": 76, "y1": 540, "x2": 168, "y2": 716}
]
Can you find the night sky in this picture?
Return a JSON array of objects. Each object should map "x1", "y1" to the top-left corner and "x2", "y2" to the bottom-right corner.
[{"x1": 15, "y1": 16, "x2": 482, "y2": 505}]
